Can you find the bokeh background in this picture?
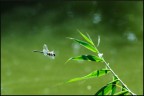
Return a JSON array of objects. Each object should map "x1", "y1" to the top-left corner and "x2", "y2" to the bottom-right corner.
[{"x1": 1, "y1": 1, "x2": 143, "y2": 95}]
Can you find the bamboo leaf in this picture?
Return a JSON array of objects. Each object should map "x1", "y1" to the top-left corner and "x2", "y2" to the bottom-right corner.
[
  {"x1": 111, "y1": 79, "x2": 118, "y2": 95},
  {"x1": 95, "y1": 79, "x2": 119, "y2": 95},
  {"x1": 69, "y1": 38, "x2": 98, "y2": 53},
  {"x1": 67, "y1": 55, "x2": 103, "y2": 62},
  {"x1": 113, "y1": 76, "x2": 118, "y2": 81},
  {"x1": 67, "y1": 69, "x2": 110, "y2": 83},
  {"x1": 86, "y1": 33, "x2": 94, "y2": 45},
  {"x1": 111, "y1": 76, "x2": 118, "y2": 95},
  {"x1": 114, "y1": 90, "x2": 129, "y2": 95},
  {"x1": 95, "y1": 85, "x2": 112, "y2": 95},
  {"x1": 97, "y1": 35, "x2": 100, "y2": 47},
  {"x1": 121, "y1": 85, "x2": 127, "y2": 91},
  {"x1": 78, "y1": 30, "x2": 95, "y2": 46},
  {"x1": 111, "y1": 84, "x2": 117, "y2": 95}
]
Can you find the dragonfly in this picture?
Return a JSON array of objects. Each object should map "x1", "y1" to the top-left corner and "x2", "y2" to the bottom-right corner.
[{"x1": 33, "y1": 44, "x2": 55, "y2": 59}]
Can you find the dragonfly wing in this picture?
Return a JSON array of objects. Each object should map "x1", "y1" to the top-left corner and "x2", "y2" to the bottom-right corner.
[
  {"x1": 43, "y1": 49, "x2": 47, "y2": 56},
  {"x1": 43, "y1": 44, "x2": 49, "y2": 51},
  {"x1": 43, "y1": 44, "x2": 49, "y2": 56}
]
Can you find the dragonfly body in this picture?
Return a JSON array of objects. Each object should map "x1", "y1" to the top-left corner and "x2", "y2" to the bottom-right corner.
[{"x1": 33, "y1": 44, "x2": 55, "y2": 58}]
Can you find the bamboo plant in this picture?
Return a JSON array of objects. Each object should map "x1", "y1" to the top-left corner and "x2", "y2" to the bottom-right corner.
[{"x1": 66, "y1": 30, "x2": 136, "y2": 95}]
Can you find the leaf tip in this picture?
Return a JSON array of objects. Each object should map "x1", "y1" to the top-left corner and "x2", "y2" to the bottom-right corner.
[
  {"x1": 65, "y1": 58, "x2": 72, "y2": 64},
  {"x1": 97, "y1": 35, "x2": 101, "y2": 47}
]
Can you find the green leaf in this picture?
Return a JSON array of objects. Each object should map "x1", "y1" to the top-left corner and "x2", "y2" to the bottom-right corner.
[
  {"x1": 111, "y1": 84, "x2": 117, "y2": 95},
  {"x1": 113, "y1": 76, "x2": 118, "y2": 81},
  {"x1": 121, "y1": 85, "x2": 127, "y2": 91},
  {"x1": 67, "y1": 55, "x2": 103, "y2": 63},
  {"x1": 67, "y1": 69, "x2": 110, "y2": 83},
  {"x1": 69, "y1": 38, "x2": 98, "y2": 53},
  {"x1": 95, "y1": 79, "x2": 119, "y2": 95},
  {"x1": 111, "y1": 76, "x2": 118, "y2": 95},
  {"x1": 111, "y1": 80, "x2": 118, "y2": 95},
  {"x1": 86, "y1": 33, "x2": 94, "y2": 45},
  {"x1": 114, "y1": 90, "x2": 129, "y2": 95},
  {"x1": 78, "y1": 30, "x2": 95, "y2": 46},
  {"x1": 97, "y1": 35, "x2": 100, "y2": 47}
]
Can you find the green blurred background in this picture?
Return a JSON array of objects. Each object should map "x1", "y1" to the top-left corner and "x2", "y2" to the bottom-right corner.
[{"x1": 1, "y1": 1, "x2": 143, "y2": 95}]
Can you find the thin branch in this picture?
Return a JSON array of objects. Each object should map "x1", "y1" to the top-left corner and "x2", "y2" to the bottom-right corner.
[{"x1": 101, "y1": 57, "x2": 136, "y2": 95}]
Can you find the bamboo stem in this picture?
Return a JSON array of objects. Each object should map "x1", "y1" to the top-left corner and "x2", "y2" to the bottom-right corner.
[{"x1": 102, "y1": 58, "x2": 136, "y2": 95}]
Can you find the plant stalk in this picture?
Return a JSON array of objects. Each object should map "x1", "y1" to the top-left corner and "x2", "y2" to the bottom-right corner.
[{"x1": 102, "y1": 58, "x2": 136, "y2": 95}]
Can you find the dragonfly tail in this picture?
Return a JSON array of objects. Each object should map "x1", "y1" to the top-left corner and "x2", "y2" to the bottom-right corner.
[{"x1": 33, "y1": 50, "x2": 43, "y2": 53}]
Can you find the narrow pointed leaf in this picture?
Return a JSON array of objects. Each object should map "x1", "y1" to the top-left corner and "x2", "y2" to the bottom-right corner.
[
  {"x1": 97, "y1": 35, "x2": 100, "y2": 47},
  {"x1": 114, "y1": 90, "x2": 129, "y2": 95},
  {"x1": 111, "y1": 84, "x2": 117, "y2": 95},
  {"x1": 68, "y1": 55, "x2": 103, "y2": 62},
  {"x1": 121, "y1": 85, "x2": 127, "y2": 91},
  {"x1": 111, "y1": 76, "x2": 118, "y2": 95},
  {"x1": 95, "y1": 85, "x2": 112, "y2": 95},
  {"x1": 86, "y1": 33, "x2": 94, "y2": 45},
  {"x1": 67, "y1": 69, "x2": 110, "y2": 83},
  {"x1": 113, "y1": 76, "x2": 118, "y2": 81},
  {"x1": 70, "y1": 38, "x2": 98, "y2": 53},
  {"x1": 78, "y1": 30, "x2": 94, "y2": 46},
  {"x1": 111, "y1": 79, "x2": 118, "y2": 95},
  {"x1": 95, "y1": 79, "x2": 119, "y2": 95}
]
